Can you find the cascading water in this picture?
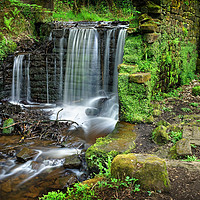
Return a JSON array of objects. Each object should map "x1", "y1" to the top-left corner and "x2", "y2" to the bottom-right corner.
[
  {"x1": 11, "y1": 23, "x2": 127, "y2": 136},
  {"x1": 6, "y1": 22, "x2": 127, "y2": 198}
]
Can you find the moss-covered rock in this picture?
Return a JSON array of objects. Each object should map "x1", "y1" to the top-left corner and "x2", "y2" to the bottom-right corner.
[
  {"x1": 192, "y1": 86, "x2": 200, "y2": 96},
  {"x1": 118, "y1": 64, "x2": 138, "y2": 74},
  {"x1": 85, "y1": 122, "x2": 136, "y2": 172},
  {"x1": 170, "y1": 138, "x2": 192, "y2": 158},
  {"x1": 111, "y1": 153, "x2": 171, "y2": 191},
  {"x1": 153, "y1": 109, "x2": 162, "y2": 117},
  {"x1": 152, "y1": 125, "x2": 169, "y2": 145},
  {"x1": 129, "y1": 73, "x2": 151, "y2": 84},
  {"x1": 176, "y1": 138, "x2": 192, "y2": 156},
  {"x1": 2, "y1": 118, "x2": 14, "y2": 134}
]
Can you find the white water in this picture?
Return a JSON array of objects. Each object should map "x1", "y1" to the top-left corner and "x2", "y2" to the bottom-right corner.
[
  {"x1": 11, "y1": 55, "x2": 24, "y2": 103},
  {"x1": 0, "y1": 148, "x2": 81, "y2": 184},
  {"x1": 8, "y1": 25, "x2": 127, "y2": 189}
]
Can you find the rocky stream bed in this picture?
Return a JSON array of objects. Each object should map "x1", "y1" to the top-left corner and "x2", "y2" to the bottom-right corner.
[{"x1": 0, "y1": 80, "x2": 200, "y2": 200}]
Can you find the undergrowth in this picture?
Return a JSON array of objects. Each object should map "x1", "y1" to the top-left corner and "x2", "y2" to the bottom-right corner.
[{"x1": 39, "y1": 155, "x2": 140, "y2": 200}]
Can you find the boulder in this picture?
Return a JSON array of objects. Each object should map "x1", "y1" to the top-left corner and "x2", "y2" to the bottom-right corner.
[
  {"x1": 85, "y1": 122, "x2": 136, "y2": 171},
  {"x1": 152, "y1": 125, "x2": 169, "y2": 145},
  {"x1": 63, "y1": 154, "x2": 81, "y2": 169},
  {"x1": 111, "y1": 153, "x2": 170, "y2": 191},
  {"x1": 176, "y1": 138, "x2": 192, "y2": 156},
  {"x1": 16, "y1": 147, "x2": 38, "y2": 162}
]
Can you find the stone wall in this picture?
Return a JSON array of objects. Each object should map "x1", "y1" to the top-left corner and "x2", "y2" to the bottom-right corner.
[{"x1": 119, "y1": 0, "x2": 200, "y2": 123}]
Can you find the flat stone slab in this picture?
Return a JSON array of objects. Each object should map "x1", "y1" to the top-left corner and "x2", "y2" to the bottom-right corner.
[
  {"x1": 118, "y1": 64, "x2": 138, "y2": 74},
  {"x1": 183, "y1": 125, "x2": 200, "y2": 145},
  {"x1": 129, "y1": 73, "x2": 151, "y2": 83}
]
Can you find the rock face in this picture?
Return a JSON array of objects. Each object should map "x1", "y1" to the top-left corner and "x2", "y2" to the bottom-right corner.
[{"x1": 111, "y1": 153, "x2": 171, "y2": 191}]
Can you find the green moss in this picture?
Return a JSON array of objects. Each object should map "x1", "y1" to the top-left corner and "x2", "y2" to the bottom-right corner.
[
  {"x1": 152, "y1": 125, "x2": 169, "y2": 145},
  {"x1": 111, "y1": 153, "x2": 171, "y2": 191},
  {"x1": 192, "y1": 86, "x2": 200, "y2": 96}
]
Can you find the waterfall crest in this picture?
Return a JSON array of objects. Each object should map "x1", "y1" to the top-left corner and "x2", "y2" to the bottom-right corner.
[{"x1": 11, "y1": 22, "x2": 127, "y2": 134}]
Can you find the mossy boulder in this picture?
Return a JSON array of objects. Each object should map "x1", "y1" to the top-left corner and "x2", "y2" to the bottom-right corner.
[
  {"x1": 118, "y1": 64, "x2": 138, "y2": 74},
  {"x1": 152, "y1": 125, "x2": 169, "y2": 145},
  {"x1": 111, "y1": 153, "x2": 170, "y2": 191},
  {"x1": 85, "y1": 122, "x2": 136, "y2": 172},
  {"x1": 170, "y1": 138, "x2": 192, "y2": 158},
  {"x1": 129, "y1": 73, "x2": 151, "y2": 84},
  {"x1": 153, "y1": 109, "x2": 162, "y2": 117},
  {"x1": 176, "y1": 138, "x2": 192, "y2": 156},
  {"x1": 192, "y1": 86, "x2": 200, "y2": 96},
  {"x1": 2, "y1": 118, "x2": 14, "y2": 134}
]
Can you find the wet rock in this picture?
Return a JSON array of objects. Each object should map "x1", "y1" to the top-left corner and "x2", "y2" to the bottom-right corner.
[
  {"x1": 1, "y1": 179, "x2": 12, "y2": 193},
  {"x1": 176, "y1": 138, "x2": 192, "y2": 156},
  {"x1": 31, "y1": 161, "x2": 42, "y2": 170},
  {"x1": 152, "y1": 125, "x2": 169, "y2": 145},
  {"x1": 85, "y1": 107, "x2": 99, "y2": 116},
  {"x1": 58, "y1": 174, "x2": 78, "y2": 188},
  {"x1": 111, "y1": 153, "x2": 171, "y2": 191},
  {"x1": 16, "y1": 147, "x2": 38, "y2": 162},
  {"x1": 63, "y1": 154, "x2": 81, "y2": 169}
]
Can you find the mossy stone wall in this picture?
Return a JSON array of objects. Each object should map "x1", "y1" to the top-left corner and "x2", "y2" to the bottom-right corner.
[{"x1": 119, "y1": 0, "x2": 200, "y2": 123}]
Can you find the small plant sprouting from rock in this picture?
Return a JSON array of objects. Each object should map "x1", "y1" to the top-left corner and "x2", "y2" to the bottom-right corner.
[
  {"x1": 169, "y1": 131, "x2": 182, "y2": 144},
  {"x1": 182, "y1": 155, "x2": 200, "y2": 162},
  {"x1": 181, "y1": 107, "x2": 192, "y2": 113}
]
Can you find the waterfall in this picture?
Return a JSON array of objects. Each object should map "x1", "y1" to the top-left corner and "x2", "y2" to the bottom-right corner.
[
  {"x1": 11, "y1": 55, "x2": 24, "y2": 103},
  {"x1": 11, "y1": 23, "x2": 127, "y2": 132},
  {"x1": 113, "y1": 29, "x2": 127, "y2": 93},
  {"x1": 46, "y1": 57, "x2": 49, "y2": 104},
  {"x1": 63, "y1": 28, "x2": 100, "y2": 104}
]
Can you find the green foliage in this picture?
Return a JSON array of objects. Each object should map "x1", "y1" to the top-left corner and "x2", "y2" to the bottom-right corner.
[
  {"x1": 182, "y1": 155, "x2": 200, "y2": 162},
  {"x1": 65, "y1": 156, "x2": 140, "y2": 200},
  {"x1": 39, "y1": 190, "x2": 66, "y2": 200},
  {"x1": 0, "y1": 36, "x2": 17, "y2": 60},
  {"x1": 181, "y1": 107, "x2": 192, "y2": 113},
  {"x1": 192, "y1": 86, "x2": 200, "y2": 96},
  {"x1": 168, "y1": 131, "x2": 182, "y2": 144},
  {"x1": 190, "y1": 102, "x2": 199, "y2": 107},
  {"x1": 118, "y1": 73, "x2": 152, "y2": 123}
]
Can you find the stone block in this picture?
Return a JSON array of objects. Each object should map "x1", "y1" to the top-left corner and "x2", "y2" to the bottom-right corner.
[
  {"x1": 129, "y1": 73, "x2": 151, "y2": 83},
  {"x1": 176, "y1": 138, "x2": 192, "y2": 156},
  {"x1": 183, "y1": 125, "x2": 200, "y2": 145},
  {"x1": 118, "y1": 64, "x2": 138, "y2": 74},
  {"x1": 111, "y1": 153, "x2": 171, "y2": 191},
  {"x1": 144, "y1": 33, "x2": 161, "y2": 43}
]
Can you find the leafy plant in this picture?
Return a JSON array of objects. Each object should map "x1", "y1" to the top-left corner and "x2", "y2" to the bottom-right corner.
[
  {"x1": 39, "y1": 190, "x2": 66, "y2": 200},
  {"x1": 182, "y1": 155, "x2": 200, "y2": 162},
  {"x1": 190, "y1": 102, "x2": 199, "y2": 107},
  {"x1": 181, "y1": 107, "x2": 192, "y2": 113},
  {"x1": 169, "y1": 131, "x2": 182, "y2": 144}
]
